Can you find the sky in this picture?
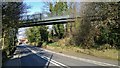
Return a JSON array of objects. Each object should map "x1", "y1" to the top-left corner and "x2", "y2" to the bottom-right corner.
[
  {"x1": 24, "y1": 2, "x2": 44, "y2": 15},
  {"x1": 17, "y1": 1, "x2": 46, "y2": 39}
]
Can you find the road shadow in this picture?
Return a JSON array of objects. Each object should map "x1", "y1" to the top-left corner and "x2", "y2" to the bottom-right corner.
[
  {"x1": 20, "y1": 53, "x2": 49, "y2": 68},
  {"x1": 3, "y1": 46, "x2": 51, "y2": 68}
]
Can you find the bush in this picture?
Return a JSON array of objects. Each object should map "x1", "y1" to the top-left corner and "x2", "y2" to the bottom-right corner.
[
  {"x1": 37, "y1": 41, "x2": 43, "y2": 47},
  {"x1": 97, "y1": 44, "x2": 112, "y2": 50}
]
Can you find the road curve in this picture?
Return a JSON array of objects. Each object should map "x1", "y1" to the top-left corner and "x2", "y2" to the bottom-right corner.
[{"x1": 3, "y1": 44, "x2": 119, "y2": 68}]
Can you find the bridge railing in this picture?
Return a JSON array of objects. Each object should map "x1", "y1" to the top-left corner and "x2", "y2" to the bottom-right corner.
[
  {"x1": 19, "y1": 13, "x2": 42, "y2": 23},
  {"x1": 19, "y1": 12, "x2": 74, "y2": 23}
]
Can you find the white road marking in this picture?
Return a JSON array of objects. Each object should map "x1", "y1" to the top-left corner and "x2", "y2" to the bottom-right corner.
[
  {"x1": 43, "y1": 49, "x2": 119, "y2": 67},
  {"x1": 26, "y1": 47, "x2": 70, "y2": 68},
  {"x1": 50, "y1": 61, "x2": 62, "y2": 66},
  {"x1": 44, "y1": 56, "x2": 70, "y2": 68},
  {"x1": 25, "y1": 46, "x2": 119, "y2": 67},
  {"x1": 51, "y1": 60, "x2": 68, "y2": 67},
  {"x1": 41, "y1": 56, "x2": 65, "y2": 68}
]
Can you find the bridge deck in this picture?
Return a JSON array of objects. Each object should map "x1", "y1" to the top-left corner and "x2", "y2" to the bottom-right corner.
[{"x1": 19, "y1": 13, "x2": 106, "y2": 27}]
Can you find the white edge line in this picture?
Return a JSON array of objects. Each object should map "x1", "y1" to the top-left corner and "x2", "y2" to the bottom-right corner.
[{"x1": 43, "y1": 49, "x2": 119, "y2": 67}]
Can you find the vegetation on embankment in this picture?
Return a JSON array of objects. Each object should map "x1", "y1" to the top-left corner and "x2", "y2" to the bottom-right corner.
[{"x1": 43, "y1": 38, "x2": 119, "y2": 61}]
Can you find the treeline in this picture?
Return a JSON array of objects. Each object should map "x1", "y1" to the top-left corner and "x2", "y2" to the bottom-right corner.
[
  {"x1": 26, "y1": 26, "x2": 48, "y2": 47},
  {"x1": 2, "y1": 2, "x2": 28, "y2": 62},
  {"x1": 26, "y1": 2, "x2": 120, "y2": 49},
  {"x1": 71, "y1": 2, "x2": 120, "y2": 49}
]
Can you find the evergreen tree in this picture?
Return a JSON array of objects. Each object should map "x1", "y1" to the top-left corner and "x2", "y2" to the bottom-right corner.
[{"x1": 2, "y1": 2, "x2": 28, "y2": 62}]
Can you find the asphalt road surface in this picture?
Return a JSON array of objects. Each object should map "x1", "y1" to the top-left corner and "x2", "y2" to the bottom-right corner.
[{"x1": 3, "y1": 44, "x2": 119, "y2": 68}]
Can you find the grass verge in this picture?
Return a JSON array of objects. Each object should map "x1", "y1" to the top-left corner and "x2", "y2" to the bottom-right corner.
[{"x1": 43, "y1": 42, "x2": 119, "y2": 61}]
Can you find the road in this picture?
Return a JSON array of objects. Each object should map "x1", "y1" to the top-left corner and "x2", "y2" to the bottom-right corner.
[{"x1": 3, "y1": 44, "x2": 119, "y2": 68}]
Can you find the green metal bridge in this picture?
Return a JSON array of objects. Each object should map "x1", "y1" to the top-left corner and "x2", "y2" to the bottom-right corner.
[
  {"x1": 19, "y1": 13, "x2": 107, "y2": 28},
  {"x1": 19, "y1": 13, "x2": 79, "y2": 27}
]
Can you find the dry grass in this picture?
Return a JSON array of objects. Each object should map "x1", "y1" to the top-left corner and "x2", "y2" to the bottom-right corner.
[{"x1": 46, "y1": 39, "x2": 119, "y2": 61}]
